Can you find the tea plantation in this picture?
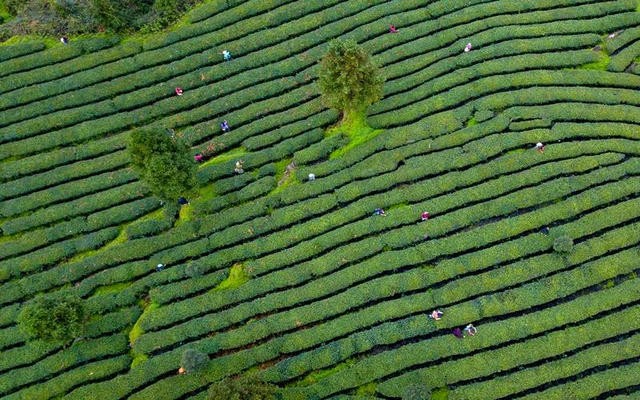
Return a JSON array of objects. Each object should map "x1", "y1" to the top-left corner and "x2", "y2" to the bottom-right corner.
[{"x1": 1, "y1": 0, "x2": 640, "y2": 399}]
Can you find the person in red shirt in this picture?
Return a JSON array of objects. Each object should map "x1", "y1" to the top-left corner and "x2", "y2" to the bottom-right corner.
[
  {"x1": 389, "y1": 25, "x2": 398, "y2": 33},
  {"x1": 421, "y1": 211, "x2": 430, "y2": 221},
  {"x1": 175, "y1": 87, "x2": 184, "y2": 96}
]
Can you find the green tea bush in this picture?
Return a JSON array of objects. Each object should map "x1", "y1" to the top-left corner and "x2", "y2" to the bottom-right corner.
[
  {"x1": 0, "y1": 41, "x2": 45, "y2": 62},
  {"x1": 293, "y1": 132, "x2": 349, "y2": 165},
  {"x1": 402, "y1": 384, "x2": 431, "y2": 400},
  {"x1": 553, "y1": 235, "x2": 574, "y2": 254}
]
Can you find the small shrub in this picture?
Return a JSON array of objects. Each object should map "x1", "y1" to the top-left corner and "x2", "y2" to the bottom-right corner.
[
  {"x1": 185, "y1": 261, "x2": 207, "y2": 278},
  {"x1": 402, "y1": 383, "x2": 432, "y2": 400},
  {"x1": 181, "y1": 348, "x2": 209, "y2": 373},
  {"x1": 207, "y1": 373, "x2": 276, "y2": 400},
  {"x1": 553, "y1": 235, "x2": 574, "y2": 254}
]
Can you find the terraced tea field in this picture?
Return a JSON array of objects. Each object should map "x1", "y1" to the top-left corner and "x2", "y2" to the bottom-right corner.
[{"x1": 1, "y1": 0, "x2": 640, "y2": 399}]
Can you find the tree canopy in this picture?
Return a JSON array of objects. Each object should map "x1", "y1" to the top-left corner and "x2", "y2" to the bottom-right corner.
[
  {"x1": 318, "y1": 39, "x2": 384, "y2": 126},
  {"x1": 18, "y1": 292, "x2": 86, "y2": 342},
  {"x1": 127, "y1": 129, "x2": 197, "y2": 201}
]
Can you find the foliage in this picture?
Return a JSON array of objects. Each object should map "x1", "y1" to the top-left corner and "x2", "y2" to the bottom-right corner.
[
  {"x1": 402, "y1": 383, "x2": 432, "y2": 400},
  {"x1": 318, "y1": 39, "x2": 384, "y2": 126},
  {"x1": 181, "y1": 348, "x2": 209, "y2": 373},
  {"x1": 17, "y1": 291, "x2": 86, "y2": 342},
  {"x1": 127, "y1": 128, "x2": 197, "y2": 201},
  {"x1": 88, "y1": 0, "x2": 152, "y2": 32},
  {"x1": 0, "y1": 0, "x2": 198, "y2": 41},
  {"x1": 553, "y1": 235, "x2": 574, "y2": 254},
  {"x1": 207, "y1": 373, "x2": 277, "y2": 400}
]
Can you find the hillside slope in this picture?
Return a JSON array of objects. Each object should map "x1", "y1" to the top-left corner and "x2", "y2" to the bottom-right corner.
[{"x1": 1, "y1": 1, "x2": 640, "y2": 399}]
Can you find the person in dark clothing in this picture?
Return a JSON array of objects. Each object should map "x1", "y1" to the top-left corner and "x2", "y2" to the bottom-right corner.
[
  {"x1": 373, "y1": 208, "x2": 386, "y2": 216},
  {"x1": 541, "y1": 226, "x2": 550, "y2": 235},
  {"x1": 60, "y1": 36, "x2": 69, "y2": 44},
  {"x1": 156, "y1": 263, "x2": 165, "y2": 272},
  {"x1": 453, "y1": 327, "x2": 464, "y2": 339},
  {"x1": 220, "y1": 120, "x2": 230, "y2": 132},
  {"x1": 178, "y1": 197, "x2": 189, "y2": 205}
]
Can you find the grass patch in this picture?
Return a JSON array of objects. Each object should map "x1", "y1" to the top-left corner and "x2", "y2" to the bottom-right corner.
[
  {"x1": 200, "y1": 147, "x2": 247, "y2": 167},
  {"x1": 67, "y1": 227, "x2": 128, "y2": 263},
  {"x1": 294, "y1": 359, "x2": 355, "y2": 386},
  {"x1": 355, "y1": 382, "x2": 377, "y2": 396},
  {"x1": 329, "y1": 125, "x2": 383, "y2": 159},
  {"x1": 270, "y1": 158, "x2": 299, "y2": 195},
  {"x1": 466, "y1": 116, "x2": 478, "y2": 127},
  {"x1": 177, "y1": 179, "x2": 219, "y2": 224},
  {"x1": 195, "y1": 184, "x2": 218, "y2": 202},
  {"x1": 1, "y1": 35, "x2": 55, "y2": 47},
  {"x1": 213, "y1": 263, "x2": 249, "y2": 291},
  {"x1": 326, "y1": 110, "x2": 384, "y2": 159},
  {"x1": 505, "y1": 148, "x2": 528, "y2": 156},
  {"x1": 387, "y1": 202, "x2": 408, "y2": 211},
  {"x1": 129, "y1": 300, "x2": 159, "y2": 356},
  {"x1": 274, "y1": 158, "x2": 292, "y2": 183},
  {"x1": 130, "y1": 352, "x2": 148, "y2": 369},
  {"x1": 331, "y1": 128, "x2": 383, "y2": 159},
  {"x1": 177, "y1": 203, "x2": 194, "y2": 223},
  {"x1": 0, "y1": 1, "x2": 11, "y2": 23},
  {"x1": 93, "y1": 282, "x2": 132, "y2": 296},
  {"x1": 138, "y1": 208, "x2": 165, "y2": 222},
  {"x1": 431, "y1": 387, "x2": 450, "y2": 400},
  {"x1": 578, "y1": 50, "x2": 610, "y2": 70},
  {"x1": 0, "y1": 231, "x2": 19, "y2": 244}
]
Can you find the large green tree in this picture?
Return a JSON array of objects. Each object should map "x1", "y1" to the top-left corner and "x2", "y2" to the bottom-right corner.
[
  {"x1": 127, "y1": 129, "x2": 197, "y2": 201},
  {"x1": 18, "y1": 292, "x2": 86, "y2": 342},
  {"x1": 318, "y1": 39, "x2": 384, "y2": 129}
]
